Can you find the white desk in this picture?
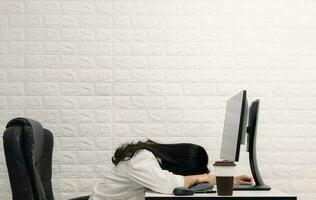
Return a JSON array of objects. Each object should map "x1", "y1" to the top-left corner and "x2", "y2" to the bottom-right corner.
[{"x1": 145, "y1": 188, "x2": 297, "y2": 200}]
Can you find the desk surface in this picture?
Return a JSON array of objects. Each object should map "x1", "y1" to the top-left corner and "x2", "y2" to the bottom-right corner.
[{"x1": 145, "y1": 188, "x2": 297, "y2": 200}]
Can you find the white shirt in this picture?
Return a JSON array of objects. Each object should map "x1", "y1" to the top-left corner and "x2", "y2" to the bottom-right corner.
[{"x1": 89, "y1": 150, "x2": 184, "y2": 200}]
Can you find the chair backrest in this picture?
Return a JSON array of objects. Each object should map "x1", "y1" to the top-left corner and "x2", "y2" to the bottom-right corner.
[{"x1": 3, "y1": 118, "x2": 54, "y2": 200}]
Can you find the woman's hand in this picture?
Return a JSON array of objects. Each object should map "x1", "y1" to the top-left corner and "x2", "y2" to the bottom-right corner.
[
  {"x1": 197, "y1": 173, "x2": 216, "y2": 185},
  {"x1": 234, "y1": 175, "x2": 253, "y2": 185},
  {"x1": 184, "y1": 173, "x2": 216, "y2": 188}
]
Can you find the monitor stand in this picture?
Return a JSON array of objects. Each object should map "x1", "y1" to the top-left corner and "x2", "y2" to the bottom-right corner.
[{"x1": 234, "y1": 100, "x2": 271, "y2": 191}]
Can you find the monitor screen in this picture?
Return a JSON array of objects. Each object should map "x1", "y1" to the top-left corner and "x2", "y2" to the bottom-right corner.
[{"x1": 220, "y1": 90, "x2": 248, "y2": 161}]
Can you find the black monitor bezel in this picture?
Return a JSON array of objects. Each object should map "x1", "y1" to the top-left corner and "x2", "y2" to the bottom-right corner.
[{"x1": 234, "y1": 90, "x2": 247, "y2": 161}]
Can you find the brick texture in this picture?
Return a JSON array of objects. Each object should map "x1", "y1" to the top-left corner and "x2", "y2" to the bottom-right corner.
[{"x1": 0, "y1": 0, "x2": 316, "y2": 199}]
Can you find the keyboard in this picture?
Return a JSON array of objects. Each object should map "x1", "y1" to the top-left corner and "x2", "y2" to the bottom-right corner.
[{"x1": 189, "y1": 183, "x2": 215, "y2": 193}]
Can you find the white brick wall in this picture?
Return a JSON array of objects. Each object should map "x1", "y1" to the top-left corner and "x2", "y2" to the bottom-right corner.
[{"x1": 0, "y1": 0, "x2": 316, "y2": 199}]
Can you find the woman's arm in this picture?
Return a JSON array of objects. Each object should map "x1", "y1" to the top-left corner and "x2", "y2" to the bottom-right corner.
[
  {"x1": 184, "y1": 173, "x2": 216, "y2": 188},
  {"x1": 184, "y1": 174, "x2": 253, "y2": 188},
  {"x1": 128, "y1": 150, "x2": 186, "y2": 194}
]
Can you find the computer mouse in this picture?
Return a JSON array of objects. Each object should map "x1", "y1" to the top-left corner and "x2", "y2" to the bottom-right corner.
[{"x1": 173, "y1": 187, "x2": 194, "y2": 196}]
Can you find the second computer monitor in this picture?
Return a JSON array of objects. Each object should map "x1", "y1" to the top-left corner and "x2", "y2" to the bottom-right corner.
[{"x1": 220, "y1": 90, "x2": 248, "y2": 162}]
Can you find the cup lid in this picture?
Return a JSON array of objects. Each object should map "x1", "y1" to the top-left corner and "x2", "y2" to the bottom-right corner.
[{"x1": 213, "y1": 160, "x2": 236, "y2": 166}]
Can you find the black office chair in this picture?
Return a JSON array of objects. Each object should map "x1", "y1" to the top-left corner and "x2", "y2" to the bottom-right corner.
[{"x1": 3, "y1": 117, "x2": 90, "y2": 200}]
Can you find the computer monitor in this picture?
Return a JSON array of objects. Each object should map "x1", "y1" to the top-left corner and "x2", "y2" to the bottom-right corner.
[
  {"x1": 220, "y1": 90, "x2": 248, "y2": 162},
  {"x1": 219, "y1": 91, "x2": 271, "y2": 191}
]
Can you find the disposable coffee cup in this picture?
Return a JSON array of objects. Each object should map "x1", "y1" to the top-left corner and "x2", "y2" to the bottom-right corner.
[{"x1": 213, "y1": 160, "x2": 236, "y2": 196}]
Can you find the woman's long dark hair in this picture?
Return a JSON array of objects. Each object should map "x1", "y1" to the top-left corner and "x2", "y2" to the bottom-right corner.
[{"x1": 112, "y1": 140, "x2": 209, "y2": 176}]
